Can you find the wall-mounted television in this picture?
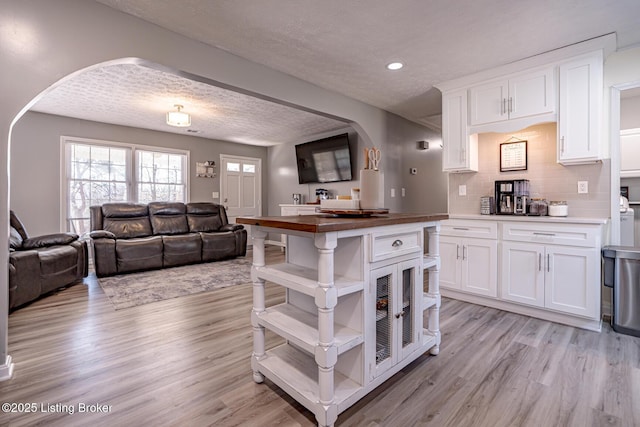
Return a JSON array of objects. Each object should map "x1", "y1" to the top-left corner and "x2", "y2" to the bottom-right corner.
[{"x1": 295, "y1": 133, "x2": 353, "y2": 184}]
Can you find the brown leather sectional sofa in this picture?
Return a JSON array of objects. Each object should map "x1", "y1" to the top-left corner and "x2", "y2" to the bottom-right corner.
[{"x1": 89, "y1": 202, "x2": 247, "y2": 277}]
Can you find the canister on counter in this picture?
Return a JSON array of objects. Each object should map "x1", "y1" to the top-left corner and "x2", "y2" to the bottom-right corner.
[
  {"x1": 480, "y1": 196, "x2": 495, "y2": 215},
  {"x1": 528, "y1": 198, "x2": 548, "y2": 216},
  {"x1": 548, "y1": 201, "x2": 568, "y2": 217}
]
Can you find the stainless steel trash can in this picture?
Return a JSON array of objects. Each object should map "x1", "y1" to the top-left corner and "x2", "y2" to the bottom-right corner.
[{"x1": 603, "y1": 246, "x2": 640, "y2": 337}]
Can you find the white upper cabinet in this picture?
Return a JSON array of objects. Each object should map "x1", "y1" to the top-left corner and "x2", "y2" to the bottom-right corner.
[
  {"x1": 469, "y1": 67, "x2": 555, "y2": 126},
  {"x1": 557, "y1": 52, "x2": 603, "y2": 164},
  {"x1": 620, "y1": 129, "x2": 640, "y2": 177},
  {"x1": 442, "y1": 89, "x2": 478, "y2": 172}
]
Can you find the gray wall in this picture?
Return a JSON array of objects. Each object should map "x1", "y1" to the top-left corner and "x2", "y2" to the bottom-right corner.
[
  {"x1": 11, "y1": 112, "x2": 267, "y2": 235},
  {"x1": 620, "y1": 94, "x2": 640, "y2": 130},
  {"x1": 267, "y1": 116, "x2": 448, "y2": 217}
]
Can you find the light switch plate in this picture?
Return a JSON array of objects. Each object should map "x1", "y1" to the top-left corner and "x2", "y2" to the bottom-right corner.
[
  {"x1": 458, "y1": 185, "x2": 467, "y2": 196},
  {"x1": 212, "y1": 191, "x2": 219, "y2": 199}
]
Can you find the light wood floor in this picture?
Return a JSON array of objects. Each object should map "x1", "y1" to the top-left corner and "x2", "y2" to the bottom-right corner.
[{"x1": 2, "y1": 247, "x2": 639, "y2": 427}]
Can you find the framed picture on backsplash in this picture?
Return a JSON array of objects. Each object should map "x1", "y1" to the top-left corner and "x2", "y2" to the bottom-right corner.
[{"x1": 500, "y1": 140, "x2": 528, "y2": 172}]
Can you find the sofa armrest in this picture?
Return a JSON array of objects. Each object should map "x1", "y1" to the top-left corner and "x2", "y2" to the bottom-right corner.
[
  {"x1": 90, "y1": 230, "x2": 116, "y2": 240},
  {"x1": 22, "y1": 233, "x2": 78, "y2": 249},
  {"x1": 220, "y1": 224, "x2": 244, "y2": 232}
]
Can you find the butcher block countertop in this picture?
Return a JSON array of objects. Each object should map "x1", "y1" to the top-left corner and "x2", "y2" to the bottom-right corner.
[{"x1": 236, "y1": 212, "x2": 449, "y2": 233}]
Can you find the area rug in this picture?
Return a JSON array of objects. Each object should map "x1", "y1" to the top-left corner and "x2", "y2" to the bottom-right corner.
[{"x1": 98, "y1": 256, "x2": 253, "y2": 310}]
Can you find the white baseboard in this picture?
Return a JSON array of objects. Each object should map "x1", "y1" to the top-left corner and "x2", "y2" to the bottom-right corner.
[{"x1": 0, "y1": 355, "x2": 14, "y2": 381}]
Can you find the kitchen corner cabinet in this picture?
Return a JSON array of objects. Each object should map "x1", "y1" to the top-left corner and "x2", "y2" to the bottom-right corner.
[
  {"x1": 469, "y1": 67, "x2": 555, "y2": 126},
  {"x1": 442, "y1": 89, "x2": 478, "y2": 172},
  {"x1": 440, "y1": 220, "x2": 497, "y2": 298},
  {"x1": 557, "y1": 52, "x2": 603, "y2": 164},
  {"x1": 237, "y1": 213, "x2": 446, "y2": 427}
]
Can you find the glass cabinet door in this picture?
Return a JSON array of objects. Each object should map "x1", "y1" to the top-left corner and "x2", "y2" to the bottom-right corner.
[{"x1": 375, "y1": 269, "x2": 392, "y2": 367}]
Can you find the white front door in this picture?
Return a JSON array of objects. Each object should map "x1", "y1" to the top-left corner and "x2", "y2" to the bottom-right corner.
[{"x1": 220, "y1": 155, "x2": 262, "y2": 243}]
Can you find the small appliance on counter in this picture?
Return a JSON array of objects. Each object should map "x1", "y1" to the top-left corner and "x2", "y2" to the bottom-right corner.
[
  {"x1": 494, "y1": 179, "x2": 530, "y2": 215},
  {"x1": 480, "y1": 196, "x2": 495, "y2": 215},
  {"x1": 292, "y1": 193, "x2": 302, "y2": 205}
]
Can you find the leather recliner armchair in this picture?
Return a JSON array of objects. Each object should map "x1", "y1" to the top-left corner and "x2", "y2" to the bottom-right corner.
[{"x1": 9, "y1": 211, "x2": 88, "y2": 310}]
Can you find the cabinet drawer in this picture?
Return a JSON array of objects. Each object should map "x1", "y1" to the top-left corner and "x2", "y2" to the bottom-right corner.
[
  {"x1": 501, "y1": 222, "x2": 598, "y2": 248},
  {"x1": 371, "y1": 230, "x2": 421, "y2": 262},
  {"x1": 441, "y1": 220, "x2": 497, "y2": 239}
]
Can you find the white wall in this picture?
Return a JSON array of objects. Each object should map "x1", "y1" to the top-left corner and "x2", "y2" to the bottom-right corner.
[{"x1": 11, "y1": 112, "x2": 268, "y2": 236}]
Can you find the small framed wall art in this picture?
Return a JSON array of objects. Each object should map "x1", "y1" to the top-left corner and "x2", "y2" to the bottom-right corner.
[{"x1": 500, "y1": 140, "x2": 528, "y2": 172}]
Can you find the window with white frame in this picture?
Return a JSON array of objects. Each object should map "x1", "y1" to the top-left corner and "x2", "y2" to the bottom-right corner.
[{"x1": 63, "y1": 137, "x2": 189, "y2": 235}]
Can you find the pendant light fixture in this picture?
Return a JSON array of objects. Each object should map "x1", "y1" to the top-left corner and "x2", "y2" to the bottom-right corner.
[{"x1": 166, "y1": 104, "x2": 191, "y2": 127}]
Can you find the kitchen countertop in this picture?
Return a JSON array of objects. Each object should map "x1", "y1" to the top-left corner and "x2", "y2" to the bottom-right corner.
[
  {"x1": 237, "y1": 212, "x2": 449, "y2": 233},
  {"x1": 449, "y1": 214, "x2": 609, "y2": 225}
]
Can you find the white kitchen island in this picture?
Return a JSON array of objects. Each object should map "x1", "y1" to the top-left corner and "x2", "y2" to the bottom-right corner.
[{"x1": 237, "y1": 213, "x2": 448, "y2": 427}]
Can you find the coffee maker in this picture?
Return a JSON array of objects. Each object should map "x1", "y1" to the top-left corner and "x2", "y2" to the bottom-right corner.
[{"x1": 494, "y1": 180, "x2": 530, "y2": 215}]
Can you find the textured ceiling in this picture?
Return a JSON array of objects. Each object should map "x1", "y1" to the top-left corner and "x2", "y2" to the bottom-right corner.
[
  {"x1": 30, "y1": 63, "x2": 348, "y2": 146},
  {"x1": 32, "y1": 1, "x2": 640, "y2": 145}
]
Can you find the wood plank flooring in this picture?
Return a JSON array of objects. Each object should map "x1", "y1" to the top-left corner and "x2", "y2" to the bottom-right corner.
[{"x1": 1, "y1": 247, "x2": 639, "y2": 426}]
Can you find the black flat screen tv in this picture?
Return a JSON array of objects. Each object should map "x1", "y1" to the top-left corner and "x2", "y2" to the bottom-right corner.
[{"x1": 295, "y1": 133, "x2": 353, "y2": 184}]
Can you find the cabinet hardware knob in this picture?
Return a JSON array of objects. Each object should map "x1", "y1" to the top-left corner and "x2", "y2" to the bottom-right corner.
[{"x1": 392, "y1": 239, "x2": 403, "y2": 247}]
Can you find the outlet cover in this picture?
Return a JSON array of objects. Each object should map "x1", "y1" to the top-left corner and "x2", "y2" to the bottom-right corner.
[
  {"x1": 458, "y1": 185, "x2": 467, "y2": 196},
  {"x1": 577, "y1": 181, "x2": 588, "y2": 194}
]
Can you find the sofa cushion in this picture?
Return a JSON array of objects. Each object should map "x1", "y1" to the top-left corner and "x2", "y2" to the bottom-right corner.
[
  {"x1": 149, "y1": 202, "x2": 188, "y2": 235},
  {"x1": 102, "y1": 203, "x2": 152, "y2": 239},
  {"x1": 115, "y1": 236, "x2": 163, "y2": 273},
  {"x1": 38, "y1": 245, "x2": 79, "y2": 292},
  {"x1": 162, "y1": 234, "x2": 202, "y2": 267},
  {"x1": 186, "y1": 203, "x2": 224, "y2": 232},
  {"x1": 200, "y1": 231, "x2": 237, "y2": 261}
]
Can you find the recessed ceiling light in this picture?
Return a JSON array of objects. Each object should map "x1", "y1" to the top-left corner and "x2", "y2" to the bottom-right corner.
[{"x1": 386, "y1": 62, "x2": 404, "y2": 71}]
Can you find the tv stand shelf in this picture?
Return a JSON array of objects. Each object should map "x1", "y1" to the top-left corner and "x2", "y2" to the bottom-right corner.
[{"x1": 238, "y1": 213, "x2": 447, "y2": 427}]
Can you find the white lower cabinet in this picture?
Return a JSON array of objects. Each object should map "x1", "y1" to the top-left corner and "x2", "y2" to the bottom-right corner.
[
  {"x1": 440, "y1": 218, "x2": 604, "y2": 331},
  {"x1": 501, "y1": 241, "x2": 599, "y2": 318},
  {"x1": 440, "y1": 220, "x2": 498, "y2": 297},
  {"x1": 369, "y1": 258, "x2": 421, "y2": 380},
  {"x1": 441, "y1": 236, "x2": 497, "y2": 297}
]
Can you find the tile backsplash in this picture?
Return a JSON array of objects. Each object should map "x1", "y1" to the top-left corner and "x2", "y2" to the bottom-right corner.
[{"x1": 448, "y1": 122, "x2": 611, "y2": 218}]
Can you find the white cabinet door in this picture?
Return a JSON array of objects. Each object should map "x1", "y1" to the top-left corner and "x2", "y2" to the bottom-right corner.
[
  {"x1": 469, "y1": 80, "x2": 508, "y2": 125},
  {"x1": 500, "y1": 241, "x2": 545, "y2": 307},
  {"x1": 441, "y1": 235, "x2": 497, "y2": 297},
  {"x1": 620, "y1": 129, "x2": 640, "y2": 177},
  {"x1": 557, "y1": 53, "x2": 603, "y2": 164},
  {"x1": 442, "y1": 89, "x2": 477, "y2": 172},
  {"x1": 544, "y1": 246, "x2": 598, "y2": 318},
  {"x1": 370, "y1": 259, "x2": 421, "y2": 380},
  {"x1": 469, "y1": 68, "x2": 555, "y2": 126},
  {"x1": 509, "y1": 68, "x2": 555, "y2": 120},
  {"x1": 439, "y1": 236, "x2": 461, "y2": 290},
  {"x1": 460, "y1": 238, "x2": 497, "y2": 297}
]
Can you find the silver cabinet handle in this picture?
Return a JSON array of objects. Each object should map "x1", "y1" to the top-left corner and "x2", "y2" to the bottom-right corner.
[
  {"x1": 462, "y1": 245, "x2": 467, "y2": 260},
  {"x1": 392, "y1": 239, "x2": 403, "y2": 247},
  {"x1": 533, "y1": 232, "x2": 556, "y2": 237},
  {"x1": 547, "y1": 254, "x2": 550, "y2": 272},
  {"x1": 538, "y1": 253, "x2": 542, "y2": 271},
  {"x1": 509, "y1": 97, "x2": 513, "y2": 113},
  {"x1": 502, "y1": 98, "x2": 507, "y2": 115},
  {"x1": 453, "y1": 227, "x2": 469, "y2": 231},
  {"x1": 456, "y1": 244, "x2": 460, "y2": 260}
]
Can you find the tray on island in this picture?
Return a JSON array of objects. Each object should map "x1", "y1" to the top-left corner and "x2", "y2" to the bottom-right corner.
[{"x1": 317, "y1": 208, "x2": 389, "y2": 217}]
